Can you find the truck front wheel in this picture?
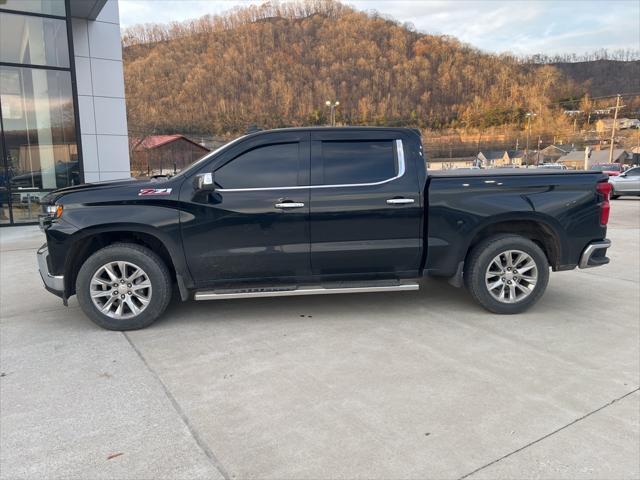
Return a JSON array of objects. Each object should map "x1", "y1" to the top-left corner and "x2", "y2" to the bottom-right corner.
[
  {"x1": 465, "y1": 234, "x2": 550, "y2": 314},
  {"x1": 76, "y1": 243, "x2": 172, "y2": 330}
]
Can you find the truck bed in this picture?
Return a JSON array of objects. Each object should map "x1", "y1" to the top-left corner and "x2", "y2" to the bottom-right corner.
[{"x1": 425, "y1": 168, "x2": 608, "y2": 278}]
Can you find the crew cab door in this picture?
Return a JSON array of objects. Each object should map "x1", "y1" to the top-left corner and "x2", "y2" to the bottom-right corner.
[
  {"x1": 180, "y1": 132, "x2": 311, "y2": 286},
  {"x1": 309, "y1": 131, "x2": 423, "y2": 278}
]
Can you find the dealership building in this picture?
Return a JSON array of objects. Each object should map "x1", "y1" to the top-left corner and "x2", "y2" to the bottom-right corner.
[{"x1": 0, "y1": 0, "x2": 130, "y2": 225}]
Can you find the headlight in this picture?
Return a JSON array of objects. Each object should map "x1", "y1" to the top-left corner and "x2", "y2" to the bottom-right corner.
[{"x1": 45, "y1": 204, "x2": 63, "y2": 219}]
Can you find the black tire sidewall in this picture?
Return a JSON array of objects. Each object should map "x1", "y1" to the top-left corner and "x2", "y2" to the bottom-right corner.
[
  {"x1": 466, "y1": 235, "x2": 550, "y2": 314},
  {"x1": 76, "y1": 244, "x2": 172, "y2": 330}
]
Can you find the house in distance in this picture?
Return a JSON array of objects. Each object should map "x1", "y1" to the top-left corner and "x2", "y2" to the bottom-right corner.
[
  {"x1": 477, "y1": 150, "x2": 525, "y2": 167},
  {"x1": 131, "y1": 135, "x2": 210, "y2": 176},
  {"x1": 557, "y1": 148, "x2": 631, "y2": 169}
]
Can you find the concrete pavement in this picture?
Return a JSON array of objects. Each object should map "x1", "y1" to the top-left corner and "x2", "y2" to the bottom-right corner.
[{"x1": 1, "y1": 198, "x2": 638, "y2": 479}]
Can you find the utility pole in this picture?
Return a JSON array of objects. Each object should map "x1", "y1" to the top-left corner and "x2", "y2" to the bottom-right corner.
[
  {"x1": 536, "y1": 136, "x2": 542, "y2": 165},
  {"x1": 608, "y1": 94, "x2": 623, "y2": 164}
]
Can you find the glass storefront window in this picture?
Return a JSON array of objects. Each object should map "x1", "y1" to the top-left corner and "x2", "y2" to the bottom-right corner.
[
  {"x1": 0, "y1": 0, "x2": 66, "y2": 17},
  {"x1": 0, "y1": 2, "x2": 79, "y2": 225},
  {"x1": 0, "y1": 133, "x2": 10, "y2": 224},
  {"x1": 1, "y1": 66, "x2": 79, "y2": 223},
  {"x1": 0, "y1": 12, "x2": 70, "y2": 68},
  {"x1": 9, "y1": 190, "x2": 50, "y2": 223}
]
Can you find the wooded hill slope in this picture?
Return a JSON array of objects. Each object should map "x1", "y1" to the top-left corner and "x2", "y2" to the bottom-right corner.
[
  {"x1": 550, "y1": 60, "x2": 639, "y2": 97},
  {"x1": 122, "y1": 0, "x2": 638, "y2": 136}
]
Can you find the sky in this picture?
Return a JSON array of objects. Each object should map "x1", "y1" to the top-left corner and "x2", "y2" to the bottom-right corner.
[{"x1": 118, "y1": 0, "x2": 640, "y2": 56}]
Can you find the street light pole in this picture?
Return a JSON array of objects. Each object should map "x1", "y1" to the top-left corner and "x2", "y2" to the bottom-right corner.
[
  {"x1": 525, "y1": 112, "x2": 536, "y2": 166},
  {"x1": 325, "y1": 100, "x2": 340, "y2": 126}
]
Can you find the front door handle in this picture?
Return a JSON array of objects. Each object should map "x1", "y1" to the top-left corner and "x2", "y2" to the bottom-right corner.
[
  {"x1": 274, "y1": 202, "x2": 305, "y2": 209},
  {"x1": 386, "y1": 198, "x2": 415, "y2": 205}
]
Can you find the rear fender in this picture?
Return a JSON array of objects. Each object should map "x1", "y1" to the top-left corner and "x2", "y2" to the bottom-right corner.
[{"x1": 463, "y1": 212, "x2": 567, "y2": 267}]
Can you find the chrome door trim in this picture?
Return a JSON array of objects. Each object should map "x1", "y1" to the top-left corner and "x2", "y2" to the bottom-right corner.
[
  {"x1": 275, "y1": 202, "x2": 305, "y2": 209},
  {"x1": 217, "y1": 139, "x2": 406, "y2": 192},
  {"x1": 386, "y1": 198, "x2": 415, "y2": 205}
]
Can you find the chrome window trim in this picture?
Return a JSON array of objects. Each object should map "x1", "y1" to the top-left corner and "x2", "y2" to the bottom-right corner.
[{"x1": 217, "y1": 139, "x2": 405, "y2": 192}]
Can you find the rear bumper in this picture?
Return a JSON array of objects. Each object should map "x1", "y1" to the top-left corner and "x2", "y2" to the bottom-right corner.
[
  {"x1": 578, "y1": 239, "x2": 611, "y2": 269},
  {"x1": 37, "y1": 244, "x2": 64, "y2": 297}
]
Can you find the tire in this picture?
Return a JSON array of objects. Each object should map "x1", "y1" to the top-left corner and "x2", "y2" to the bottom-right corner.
[
  {"x1": 76, "y1": 243, "x2": 172, "y2": 330},
  {"x1": 464, "y1": 234, "x2": 550, "y2": 314}
]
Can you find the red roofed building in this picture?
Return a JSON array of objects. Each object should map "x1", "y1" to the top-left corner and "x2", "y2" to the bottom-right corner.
[{"x1": 130, "y1": 135, "x2": 210, "y2": 176}]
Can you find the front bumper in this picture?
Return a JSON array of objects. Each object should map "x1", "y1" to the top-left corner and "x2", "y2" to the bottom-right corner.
[
  {"x1": 37, "y1": 244, "x2": 64, "y2": 297},
  {"x1": 578, "y1": 239, "x2": 611, "y2": 269},
  {"x1": 38, "y1": 214, "x2": 52, "y2": 231}
]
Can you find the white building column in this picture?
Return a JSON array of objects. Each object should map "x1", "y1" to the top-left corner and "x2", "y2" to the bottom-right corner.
[{"x1": 72, "y1": 0, "x2": 130, "y2": 182}]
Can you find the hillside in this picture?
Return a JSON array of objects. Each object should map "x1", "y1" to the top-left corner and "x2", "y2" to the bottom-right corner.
[
  {"x1": 121, "y1": 0, "x2": 636, "y2": 137},
  {"x1": 549, "y1": 60, "x2": 640, "y2": 97}
]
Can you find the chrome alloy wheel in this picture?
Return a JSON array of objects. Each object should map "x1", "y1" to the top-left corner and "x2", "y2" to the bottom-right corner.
[
  {"x1": 485, "y1": 250, "x2": 538, "y2": 304},
  {"x1": 90, "y1": 261, "x2": 152, "y2": 319}
]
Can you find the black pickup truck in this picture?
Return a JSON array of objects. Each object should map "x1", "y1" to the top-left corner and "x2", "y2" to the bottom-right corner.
[{"x1": 38, "y1": 127, "x2": 612, "y2": 330}]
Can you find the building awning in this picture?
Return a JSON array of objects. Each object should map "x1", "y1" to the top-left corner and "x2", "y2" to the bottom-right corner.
[{"x1": 69, "y1": 0, "x2": 108, "y2": 20}]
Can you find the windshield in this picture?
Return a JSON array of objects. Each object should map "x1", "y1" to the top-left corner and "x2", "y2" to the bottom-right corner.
[
  {"x1": 172, "y1": 134, "x2": 248, "y2": 178},
  {"x1": 590, "y1": 164, "x2": 621, "y2": 172}
]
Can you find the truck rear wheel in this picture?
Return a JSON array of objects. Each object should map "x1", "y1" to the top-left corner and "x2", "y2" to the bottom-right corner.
[
  {"x1": 465, "y1": 234, "x2": 549, "y2": 314},
  {"x1": 76, "y1": 243, "x2": 172, "y2": 330}
]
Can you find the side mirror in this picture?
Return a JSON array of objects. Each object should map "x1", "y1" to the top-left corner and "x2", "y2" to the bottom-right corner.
[{"x1": 193, "y1": 172, "x2": 215, "y2": 191}]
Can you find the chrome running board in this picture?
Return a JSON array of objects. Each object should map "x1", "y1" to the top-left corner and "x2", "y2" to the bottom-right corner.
[{"x1": 194, "y1": 283, "x2": 419, "y2": 301}]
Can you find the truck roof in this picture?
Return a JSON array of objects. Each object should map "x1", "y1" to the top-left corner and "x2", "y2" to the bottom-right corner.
[
  {"x1": 251, "y1": 126, "x2": 419, "y2": 132},
  {"x1": 244, "y1": 126, "x2": 422, "y2": 138}
]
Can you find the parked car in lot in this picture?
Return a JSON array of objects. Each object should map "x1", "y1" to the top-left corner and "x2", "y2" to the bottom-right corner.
[
  {"x1": 10, "y1": 162, "x2": 81, "y2": 189},
  {"x1": 590, "y1": 163, "x2": 623, "y2": 176},
  {"x1": 538, "y1": 163, "x2": 567, "y2": 170},
  {"x1": 37, "y1": 127, "x2": 612, "y2": 330},
  {"x1": 609, "y1": 166, "x2": 640, "y2": 198}
]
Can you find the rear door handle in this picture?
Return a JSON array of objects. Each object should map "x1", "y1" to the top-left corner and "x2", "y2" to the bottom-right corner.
[
  {"x1": 275, "y1": 202, "x2": 305, "y2": 209},
  {"x1": 386, "y1": 198, "x2": 415, "y2": 205}
]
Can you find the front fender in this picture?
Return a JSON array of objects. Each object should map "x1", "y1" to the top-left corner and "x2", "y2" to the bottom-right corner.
[{"x1": 44, "y1": 203, "x2": 190, "y2": 292}]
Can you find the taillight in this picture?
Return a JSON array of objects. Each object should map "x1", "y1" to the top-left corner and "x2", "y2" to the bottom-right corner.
[{"x1": 596, "y1": 181, "x2": 612, "y2": 226}]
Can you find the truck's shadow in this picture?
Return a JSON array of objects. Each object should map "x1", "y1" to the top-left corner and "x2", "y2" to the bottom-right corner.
[{"x1": 156, "y1": 278, "x2": 482, "y2": 328}]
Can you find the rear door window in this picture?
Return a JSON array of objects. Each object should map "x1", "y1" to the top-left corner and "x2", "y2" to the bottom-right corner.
[{"x1": 319, "y1": 140, "x2": 396, "y2": 185}]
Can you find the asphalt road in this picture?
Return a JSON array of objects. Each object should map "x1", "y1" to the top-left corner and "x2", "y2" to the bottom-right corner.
[{"x1": 1, "y1": 198, "x2": 638, "y2": 480}]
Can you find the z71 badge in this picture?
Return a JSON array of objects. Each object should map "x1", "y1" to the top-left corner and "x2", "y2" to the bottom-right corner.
[{"x1": 138, "y1": 188, "x2": 172, "y2": 196}]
